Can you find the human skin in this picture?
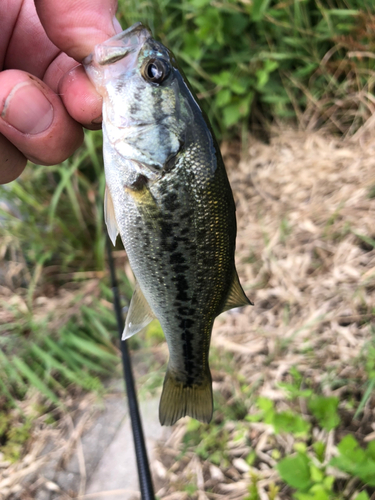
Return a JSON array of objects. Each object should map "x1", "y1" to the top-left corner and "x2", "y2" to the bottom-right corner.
[{"x1": 0, "y1": 0, "x2": 121, "y2": 184}]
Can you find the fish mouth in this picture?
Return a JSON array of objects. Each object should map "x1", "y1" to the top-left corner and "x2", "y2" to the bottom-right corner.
[{"x1": 82, "y1": 22, "x2": 151, "y2": 72}]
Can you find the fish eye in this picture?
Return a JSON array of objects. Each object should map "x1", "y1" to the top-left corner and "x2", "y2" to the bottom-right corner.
[{"x1": 142, "y1": 59, "x2": 170, "y2": 84}]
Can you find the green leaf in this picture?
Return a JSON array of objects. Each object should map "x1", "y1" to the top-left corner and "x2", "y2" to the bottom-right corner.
[
  {"x1": 330, "y1": 435, "x2": 375, "y2": 486},
  {"x1": 12, "y1": 356, "x2": 59, "y2": 405},
  {"x1": 216, "y1": 89, "x2": 231, "y2": 108},
  {"x1": 64, "y1": 334, "x2": 119, "y2": 362},
  {"x1": 0, "y1": 349, "x2": 26, "y2": 391},
  {"x1": 257, "y1": 396, "x2": 274, "y2": 412},
  {"x1": 222, "y1": 103, "x2": 242, "y2": 128},
  {"x1": 238, "y1": 93, "x2": 254, "y2": 117},
  {"x1": 183, "y1": 32, "x2": 202, "y2": 60},
  {"x1": 295, "y1": 484, "x2": 330, "y2": 500},
  {"x1": 322, "y1": 475, "x2": 334, "y2": 491},
  {"x1": 277, "y1": 453, "x2": 312, "y2": 491},
  {"x1": 230, "y1": 81, "x2": 248, "y2": 95},
  {"x1": 251, "y1": 0, "x2": 272, "y2": 21},
  {"x1": 212, "y1": 70, "x2": 232, "y2": 87},
  {"x1": 256, "y1": 70, "x2": 270, "y2": 89},
  {"x1": 308, "y1": 396, "x2": 340, "y2": 430},
  {"x1": 367, "y1": 441, "x2": 375, "y2": 460},
  {"x1": 310, "y1": 465, "x2": 324, "y2": 483},
  {"x1": 355, "y1": 492, "x2": 370, "y2": 500},
  {"x1": 353, "y1": 232, "x2": 375, "y2": 249},
  {"x1": 30, "y1": 344, "x2": 98, "y2": 391},
  {"x1": 313, "y1": 441, "x2": 326, "y2": 463},
  {"x1": 190, "y1": 0, "x2": 211, "y2": 7},
  {"x1": 273, "y1": 411, "x2": 310, "y2": 437},
  {"x1": 278, "y1": 381, "x2": 313, "y2": 399},
  {"x1": 337, "y1": 434, "x2": 364, "y2": 461},
  {"x1": 195, "y1": 9, "x2": 223, "y2": 45}
]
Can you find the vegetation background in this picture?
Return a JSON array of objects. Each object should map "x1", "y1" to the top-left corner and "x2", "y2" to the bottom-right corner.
[{"x1": 1, "y1": 0, "x2": 375, "y2": 498}]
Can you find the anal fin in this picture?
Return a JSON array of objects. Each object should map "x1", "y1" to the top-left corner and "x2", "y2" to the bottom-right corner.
[
  {"x1": 122, "y1": 280, "x2": 155, "y2": 340},
  {"x1": 104, "y1": 185, "x2": 119, "y2": 246},
  {"x1": 159, "y1": 368, "x2": 213, "y2": 426},
  {"x1": 222, "y1": 271, "x2": 253, "y2": 312}
]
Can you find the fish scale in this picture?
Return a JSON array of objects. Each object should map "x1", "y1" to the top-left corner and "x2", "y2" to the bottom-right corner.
[{"x1": 83, "y1": 22, "x2": 251, "y2": 425}]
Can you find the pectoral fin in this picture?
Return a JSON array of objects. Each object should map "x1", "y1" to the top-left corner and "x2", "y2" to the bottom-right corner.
[
  {"x1": 122, "y1": 281, "x2": 155, "y2": 340},
  {"x1": 222, "y1": 271, "x2": 253, "y2": 313},
  {"x1": 104, "y1": 185, "x2": 119, "y2": 246}
]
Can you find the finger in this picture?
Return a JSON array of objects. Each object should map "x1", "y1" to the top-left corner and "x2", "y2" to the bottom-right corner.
[
  {"x1": 58, "y1": 65, "x2": 103, "y2": 129},
  {"x1": 0, "y1": 70, "x2": 83, "y2": 165},
  {"x1": 43, "y1": 53, "x2": 103, "y2": 129},
  {"x1": 0, "y1": 0, "x2": 23, "y2": 69},
  {"x1": 35, "y1": 0, "x2": 119, "y2": 62},
  {"x1": 0, "y1": 134, "x2": 27, "y2": 185},
  {"x1": 4, "y1": 0, "x2": 60, "y2": 80}
]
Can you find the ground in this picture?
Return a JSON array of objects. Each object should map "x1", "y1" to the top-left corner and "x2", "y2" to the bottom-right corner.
[{"x1": 1, "y1": 127, "x2": 375, "y2": 499}]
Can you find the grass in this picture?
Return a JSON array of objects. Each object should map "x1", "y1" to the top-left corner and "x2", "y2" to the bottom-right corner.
[
  {"x1": 115, "y1": 0, "x2": 375, "y2": 138},
  {"x1": 0, "y1": 129, "x2": 129, "y2": 464},
  {"x1": 165, "y1": 366, "x2": 375, "y2": 498}
]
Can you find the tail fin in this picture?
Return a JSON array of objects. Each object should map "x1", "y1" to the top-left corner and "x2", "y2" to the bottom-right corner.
[{"x1": 159, "y1": 368, "x2": 213, "y2": 426}]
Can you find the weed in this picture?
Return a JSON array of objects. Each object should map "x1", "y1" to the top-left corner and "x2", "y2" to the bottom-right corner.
[
  {"x1": 247, "y1": 396, "x2": 311, "y2": 437},
  {"x1": 183, "y1": 419, "x2": 230, "y2": 466},
  {"x1": 278, "y1": 450, "x2": 339, "y2": 500},
  {"x1": 245, "y1": 472, "x2": 261, "y2": 500},
  {"x1": 1, "y1": 418, "x2": 33, "y2": 462},
  {"x1": 330, "y1": 435, "x2": 375, "y2": 487},
  {"x1": 115, "y1": 0, "x2": 374, "y2": 137},
  {"x1": 308, "y1": 395, "x2": 340, "y2": 431}
]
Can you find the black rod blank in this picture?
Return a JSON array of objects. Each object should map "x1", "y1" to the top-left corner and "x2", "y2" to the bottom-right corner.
[{"x1": 106, "y1": 236, "x2": 155, "y2": 500}]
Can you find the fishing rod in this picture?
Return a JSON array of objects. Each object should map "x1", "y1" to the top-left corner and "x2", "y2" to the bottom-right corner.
[{"x1": 106, "y1": 236, "x2": 155, "y2": 500}]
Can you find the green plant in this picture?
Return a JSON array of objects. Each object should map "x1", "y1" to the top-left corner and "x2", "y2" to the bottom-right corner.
[
  {"x1": 0, "y1": 128, "x2": 132, "y2": 414},
  {"x1": 330, "y1": 435, "x2": 375, "y2": 486},
  {"x1": 116, "y1": 0, "x2": 375, "y2": 137},
  {"x1": 308, "y1": 396, "x2": 340, "y2": 431},
  {"x1": 1, "y1": 417, "x2": 33, "y2": 462},
  {"x1": 277, "y1": 449, "x2": 338, "y2": 500},
  {"x1": 279, "y1": 368, "x2": 341, "y2": 430},
  {"x1": 244, "y1": 472, "x2": 261, "y2": 500},
  {"x1": 247, "y1": 396, "x2": 311, "y2": 437},
  {"x1": 355, "y1": 334, "x2": 375, "y2": 417},
  {"x1": 0, "y1": 293, "x2": 120, "y2": 403},
  {"x1": 183, "y1": 419, "x2": 230, "y2": 466}
]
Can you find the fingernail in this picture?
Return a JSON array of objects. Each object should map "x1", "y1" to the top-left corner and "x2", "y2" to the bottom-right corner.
[
  {"x1": 113, "y1": 16, "x2": 123, "y2": 34},
  {"x1": 92, "y1": 115, "x2": 102, "y2": 125},
  {"x1": 1, "y1": 82, "x2": 54, "y2": 135}
]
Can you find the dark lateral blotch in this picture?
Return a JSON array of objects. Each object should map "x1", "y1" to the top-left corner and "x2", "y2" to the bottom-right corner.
[{"x1": 129, "y1": 174, "x2": 149, "y2": 191}]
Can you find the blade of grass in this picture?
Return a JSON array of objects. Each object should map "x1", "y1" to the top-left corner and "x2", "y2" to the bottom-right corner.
[
  {"x1": 354, "y1": 377, "x2": 375, "y2": 418},
  {"x1": 64, "y1": 334, "x2": 119, "y2": 362},
  {"x1": 12, "y1": 356, "x2": 59, "y2": 405}
]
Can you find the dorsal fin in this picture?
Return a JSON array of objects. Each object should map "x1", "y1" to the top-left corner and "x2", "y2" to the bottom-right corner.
[
  {"x1": 222, "y1": 271, "x2": 253, "y2": 313},
  {"x1": 104, "y1": 185, "x2": 119, "y2": 245},
  {"x1": 122, "y1": 280, "x2": 155, "y2": 340}
]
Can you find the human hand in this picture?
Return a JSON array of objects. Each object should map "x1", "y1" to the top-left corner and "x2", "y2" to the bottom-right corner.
[{"x1": 0, "y1": 0, "x2": 120, "y2": 184}]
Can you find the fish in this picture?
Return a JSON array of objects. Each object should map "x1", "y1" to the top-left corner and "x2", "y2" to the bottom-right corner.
[{"x1": 83, "y1": 22, "x2": 252, "y2": 426}]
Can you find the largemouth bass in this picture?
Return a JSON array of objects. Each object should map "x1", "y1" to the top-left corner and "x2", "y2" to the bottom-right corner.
[{"x1": 83, "y1": 23, "x2": 251, "y2": 426}]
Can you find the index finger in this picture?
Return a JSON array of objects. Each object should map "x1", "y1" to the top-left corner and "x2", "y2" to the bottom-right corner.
[{"x1": 34, "y1": 0, "x2": 119, "y2": 62}]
